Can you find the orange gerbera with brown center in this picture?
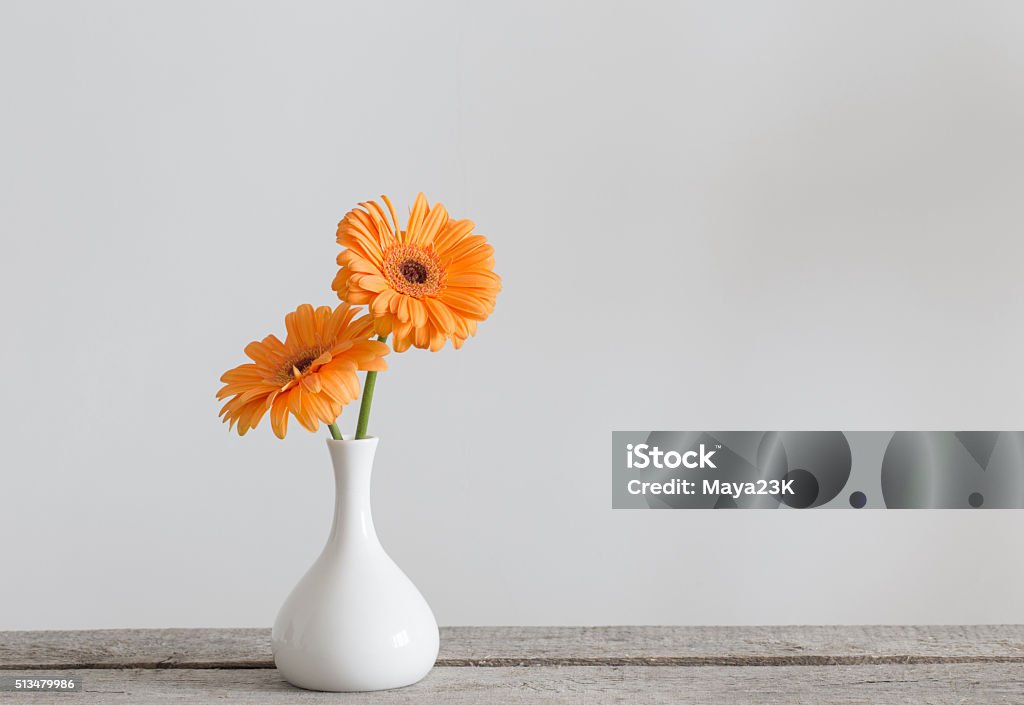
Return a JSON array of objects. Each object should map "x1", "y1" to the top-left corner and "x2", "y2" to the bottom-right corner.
[
  {"x1": 217, "y1": 303, "x2": 389, "y2": 438},
  {"x1": 333, "y1": 193, "x2": 501, "y2": 352}
]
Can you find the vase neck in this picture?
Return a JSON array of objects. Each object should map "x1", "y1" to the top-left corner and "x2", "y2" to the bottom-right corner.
[{"x1": 326, "y1": 438, "x2": 381, "y2": 548}]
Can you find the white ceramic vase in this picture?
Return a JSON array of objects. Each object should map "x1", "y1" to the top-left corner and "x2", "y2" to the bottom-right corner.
[{"x1": 271, "y1": 437, "x2": 439, "y2": 692}]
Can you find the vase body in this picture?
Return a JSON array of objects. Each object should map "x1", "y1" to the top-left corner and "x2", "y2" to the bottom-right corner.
[{"x1": 271, "y1": 437, "x2": 439, "y2": 691}]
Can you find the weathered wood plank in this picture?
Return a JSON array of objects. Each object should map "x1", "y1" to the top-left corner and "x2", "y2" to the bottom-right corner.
[
  {"x1": 1, "y1": 664, "x2": 1022, "y2": 705},
  {"x1": 1, "y1": 626, "x2": 1022, "y2": 669}
]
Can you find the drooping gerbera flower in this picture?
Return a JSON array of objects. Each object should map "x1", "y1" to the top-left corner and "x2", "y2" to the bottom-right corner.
[
  {"x1": 333, "y1": 193, "x2": 501, "y2": 352},
  {"x1": 217, "y1": 303, "x2": 389, "y2": 438}
]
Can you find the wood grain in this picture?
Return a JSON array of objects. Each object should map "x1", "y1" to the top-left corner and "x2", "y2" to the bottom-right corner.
[
  {"x1": 1, "y1": 626, "x2": 1022, "y2": 669},
  {"x1": 1, "y1": 664, "x2": 1022, "y2": 705}
]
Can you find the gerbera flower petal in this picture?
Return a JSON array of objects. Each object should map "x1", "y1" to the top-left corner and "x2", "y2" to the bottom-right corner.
[
  {"x1": 392, "y1": 319, "x2": 414, "y2": 353},
  {"x1": 433, "y1": 218, "x2": 476, "y2": 253},
  {"x1": 362, "y1": 200, "x2": 395, "y2": 242},
  {"x1": 429, "y1": 327, "x2": 446, "y2": 352},
  {"x1": 417, "y1": 202, "x2": 449, "y2": 246},
  {"x1": 287, "y1": 304, "x2": 319, "y2": 349},
  {"x1": 344, "y1": 313, "x2": 375, "y2": 340},
  {"x1": 423, "y1": 297, "x2": 457, "y2": 335},
  {"x1": 438, "y1": 289, "x2": 491, "y2": 318},
  {"x1": 301, "y1": 373, "x2": 322, "y2": 394},
  {"x1": 319, "y1": 369, "x2": 356, "y2": 405},
  {"x1": 440, "y1": 236, "x2": 492, "y2": 267},
  {"x1": 235, "y1": 399, "x2": 268, "y2": 436},
  {"x1": 372, "y1": 313, "x2": 392, "y2": 337},
  {"x1": 270, "y1": 393, "x2": 290, "y2": 439},
  {"x1": 447, "y1": 271, "x2": 502, "y2": 289},
  {"x1": 344, "y1": 289, "x2": 374, "y2": 305},
  {"x1": 414, "y1": 323, "x2": 429, "y2": 349},
  {"x1": 371, "y1": 290, "x2": 394, "y2": 316},
  {"x1": 404, "y1": 193, "x2": 430, "y2": 245},
  {"x1": 396, "y1": 295, "x2": 411, "y2": 323},
  {"x1": 360, "y1": 357, "x2": 388, "y2": 372},
  {"x1": 302, "y1": 387, "x2": 337, "y2": 425},
  {"x1": 243, "y1": 334, "x2": 285, "y2": 364},
  {"x1": 409, "y1": 299, "x2": 427, "y2": 329},
  {"x1": 357, "y1": 275, "x2": 389, "y2": 293}
]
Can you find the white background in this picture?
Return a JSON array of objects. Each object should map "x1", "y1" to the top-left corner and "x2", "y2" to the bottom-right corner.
[{"x1": 2, "y1": 0, "x2": 1023, "y2": 629}]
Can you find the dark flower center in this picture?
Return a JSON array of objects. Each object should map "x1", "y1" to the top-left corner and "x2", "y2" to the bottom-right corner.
[
  {"x1": 382, "y1": 244, "x2": 445, "y2": 297},
  {"x1": 292, "y1": 353, "x2": 318, "y2": 373},
  {"x1": 400, "y1": 260, "x2": 429, "y2": 284}
]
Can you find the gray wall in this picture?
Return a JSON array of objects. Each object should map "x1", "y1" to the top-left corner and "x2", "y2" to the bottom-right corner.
[{"x1": 1, "y1": 0, "x2": 1023, "y2": 629}]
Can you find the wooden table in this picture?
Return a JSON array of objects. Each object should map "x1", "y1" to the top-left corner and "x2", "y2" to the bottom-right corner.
[{"x1": 1, "y1": 626, "x2": 1022, "y2": 703}]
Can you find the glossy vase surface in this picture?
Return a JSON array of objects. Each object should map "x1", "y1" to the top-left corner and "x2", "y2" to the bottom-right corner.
[{"x1": 272, "y1": 437, "x2": 439, "y2": 691}]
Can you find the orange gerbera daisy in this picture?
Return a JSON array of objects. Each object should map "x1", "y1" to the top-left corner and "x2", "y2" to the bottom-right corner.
[
  {"x1": 333, "y1": 193, "x2": 501, "y2": 352},
  {"x1": 217, "y1": 303, "x2": 389, "y2": 439}
]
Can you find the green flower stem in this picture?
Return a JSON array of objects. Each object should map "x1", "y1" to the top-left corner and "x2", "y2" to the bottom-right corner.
[
  {"x1": 355, "y1": 335, "x2": 388, "y2": 440},
  {"x1": 327, "y1": 422, "x2": 343, "y2": 441}
]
